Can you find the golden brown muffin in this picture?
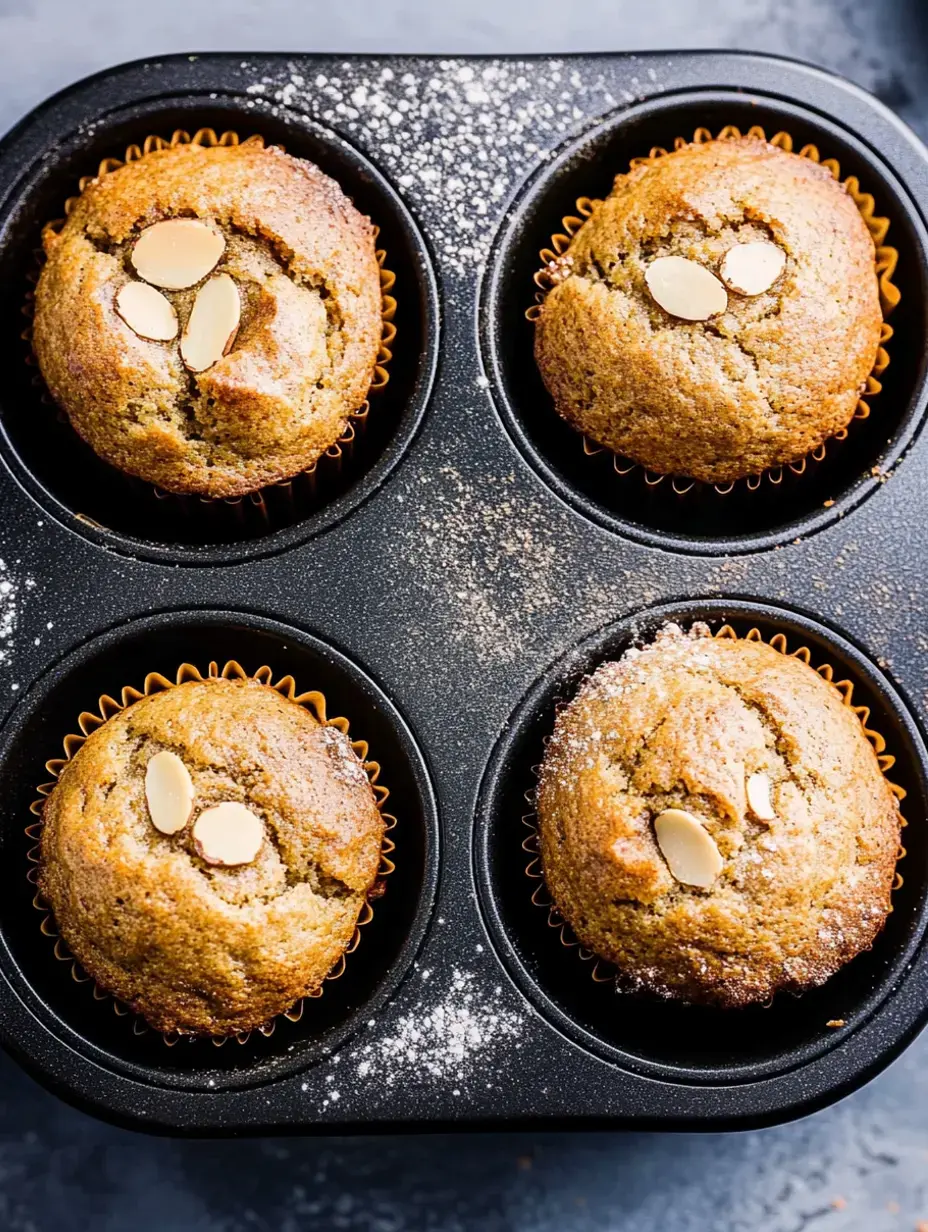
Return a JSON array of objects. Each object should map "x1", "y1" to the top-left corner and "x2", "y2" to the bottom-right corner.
[
  {"x1": 536, "y1": 624, "x2": 901, "y2": 1007},
  {"x1": 534, "y1": 137, "x2": 883, "y2": 484},
  {"x1": 33, "y1": 141, "x2": 382, "y2": 498},
  {"x1": 38, "y1": 676, "x2": 385, "y2": 1035}
]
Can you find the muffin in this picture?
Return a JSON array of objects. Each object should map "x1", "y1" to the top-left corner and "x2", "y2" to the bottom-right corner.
[
  {"x1": 536, "y1": 624, "x2": 901, "y2": 1007},
  {"x1": 32, "y1": 140, "x2": 383, "y2": 498},
  {"x1": 534, "y1": 137, "x2": 883, "y2": 484},
  {"x1": 38, "y1": 675, "x2": 385, "y2": 1036}
]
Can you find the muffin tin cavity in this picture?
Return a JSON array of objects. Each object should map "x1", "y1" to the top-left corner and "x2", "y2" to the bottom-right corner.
[
  {"x1": 482, "y1": 91, "x2": 928, "y2": 555},
  {"x1": 475, "y1": 599, "x2": 928, "y2": 1084},
  {"x1": 0, "y1": 97, "x2": 438, "y2": 565},
  {"x1": 0, "y1": 611, "x2": 439, "y2": 1092}
]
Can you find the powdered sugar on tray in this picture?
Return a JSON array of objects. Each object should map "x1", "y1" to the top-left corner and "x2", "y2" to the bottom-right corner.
[
  {"x1": 353, "y1": 967, "x2": 523, "y2": 1088},
  {"x1": 391, "y1": 460, "x2": 661, "y2": 669},
  {"x1": 0, "y1": 559, "x2": 34, "y2": 674},
  {"x1": 397, "y1": 463, "x2": 560, "y2": 661},
  {"x1": 306, "y1": 965, "x2": 525, "y2": 1105},
  {"x1": 244, "y1": 58, "x2": 652, "y2": 276}
]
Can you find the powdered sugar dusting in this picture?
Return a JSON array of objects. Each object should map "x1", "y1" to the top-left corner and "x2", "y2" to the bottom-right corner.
[
  {"x1": 0, "y1": 559, "x2": 34, "y2": 674},
  {"x1": 398, "y1": 464, "x2": 559, "y2": 660},
  {"x1": 392, "y1": 461, "x2": 661, "y2": 668},
  {"x1": 542, "y1": 622, "x2": 717, "y2": 786},
  {"x1": 303, "y1": 963, "x2": 526, "y2": 1106},
  {"x1": 348, "y1": 966, "x2": 524, "y2": 1091},
  {"x1": 580, "y1": 620, "x2": 717, "y2": 703},
  {"x1": 245, "y1": 59, "x2": 647, "y2": 276},
  {"x1": 320, "y1": 724, "x2": 370, "y2": 787}
]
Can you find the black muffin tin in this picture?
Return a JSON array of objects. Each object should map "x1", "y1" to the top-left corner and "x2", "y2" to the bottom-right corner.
[{"x1": 0, "y1": 51, "x2": 926, "y2": 1134}]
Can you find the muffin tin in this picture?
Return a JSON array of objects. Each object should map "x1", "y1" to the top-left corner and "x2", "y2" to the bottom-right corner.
[{"x1": 0, "y1": 51, "x2": 926, "y2": 1132}]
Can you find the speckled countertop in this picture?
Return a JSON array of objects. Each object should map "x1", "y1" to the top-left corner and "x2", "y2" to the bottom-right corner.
[{"x1": 1, "y1": 1, "x2": 928, "y2": 1229}]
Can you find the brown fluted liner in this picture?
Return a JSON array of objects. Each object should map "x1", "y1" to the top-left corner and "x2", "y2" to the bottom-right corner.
[
  {"x1": 522, "y1": 624, "x2": 907, "y2": 989},
  {"x1": 27, "y1": 658, "x2": 396, "y2": 1047},
  {"x1": 527, "y1": 125, "x2": 900, "y2": 498}
]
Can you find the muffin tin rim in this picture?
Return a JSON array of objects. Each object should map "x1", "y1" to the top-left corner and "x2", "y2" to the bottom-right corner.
[
  {"x1": 473, "y1": 595, "x2": 928, "y2": 1087},
  {"x1": 478, "y1": 85, "x2": 928, "y2": 557},
  {"x1": 0, "y1": 89, "x2": 442, "y2": 568},
  {"x1": 0, "y1": 605, "x2": 442, "y2": 1093}
]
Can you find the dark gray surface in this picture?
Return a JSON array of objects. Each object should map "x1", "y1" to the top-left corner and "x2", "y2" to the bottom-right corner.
[{"x1": 2, "y1": 1, "x2": 928, "y2": 1229}]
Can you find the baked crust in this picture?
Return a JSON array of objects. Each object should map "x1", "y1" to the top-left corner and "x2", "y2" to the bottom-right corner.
[
  {"x1": 536, "y1": 625, "x2": 901, "y2": 1007},
  {"x1": 38, "y1": 677, "x2": 385, "y2": 1035},
  {"x1": 534, "y1": 138, "x2": 883, "y2": 484},
  {"x1": 33, "y1": 142, "x2": 382, "y2": 498}
]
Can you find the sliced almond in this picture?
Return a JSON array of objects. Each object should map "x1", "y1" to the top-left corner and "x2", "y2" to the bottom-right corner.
[
  {"x1": 115, "y1": 282, "x2": 178, "y2": 342},
  {"x1": 131, "y1": 219, "x2": 225, "y2": 290},
  {"x1": 181, "y1": 274, "x2": 241, "y2": 373},
  {"x1": 145, "y1": 750, "x2": 194, "y2": 835},
  {"x1": 654, "y1": 808, "x2": 723, "y2": 888},
  {"x1": 746, "y1": 772, "x2": 776, "y2": 822},
  {"x1": 193, "y1": 802, "x2": 263, "y2": 866},
  {"x1": 719, "y1": 241, "x2": 786, "y2": 296},
  {"x1": 645, "y1": 256, "x2": 728, "y2": 321}
]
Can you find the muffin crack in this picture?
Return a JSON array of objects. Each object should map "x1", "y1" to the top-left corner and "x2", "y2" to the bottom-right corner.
[
  {"x1": 80, "y1": 227, "x2": 121, "y2": 259},
  {"x1": 126, "y1": 725, "x2": 371, "y2": 907},
  {"x1": 239, "y1": 221, "x2": 345, "y2": 367},
  {"x1": 720, "y1": 680, "x2": 821, "y2": 805}
]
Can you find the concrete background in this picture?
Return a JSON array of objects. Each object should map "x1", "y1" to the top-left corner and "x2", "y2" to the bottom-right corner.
[{"x1": 1, "y1": 1, "x2": 928, "y2": 1229}]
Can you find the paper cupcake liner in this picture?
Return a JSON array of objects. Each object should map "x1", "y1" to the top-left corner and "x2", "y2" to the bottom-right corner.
[
  {"x1": 26, "y1": 658, "x2": 396, "y2": 1047},
  {"x1": 527, "y1": 125, "x2": 899, "y2": 498},
  {"x1": 23, "y1": 128, "x2": 397, "y2": 528},
  {"x1": 522, "y1": 624, "x2": 907, "y2": 992}
]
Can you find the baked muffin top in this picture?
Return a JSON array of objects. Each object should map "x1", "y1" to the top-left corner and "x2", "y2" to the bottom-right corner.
[
  {"x1": 534, "y1": 137, "x2": 883, "y2": 484},
  {"x1": 536, "y1": 625, "x2": 901, "y2": 1007},
  {"x1": 33, "y1": 141, "x2": 383, "y2": 498},
  {"x1": 38, "y1": 676, "x2": 385, "y2": 1035}
]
